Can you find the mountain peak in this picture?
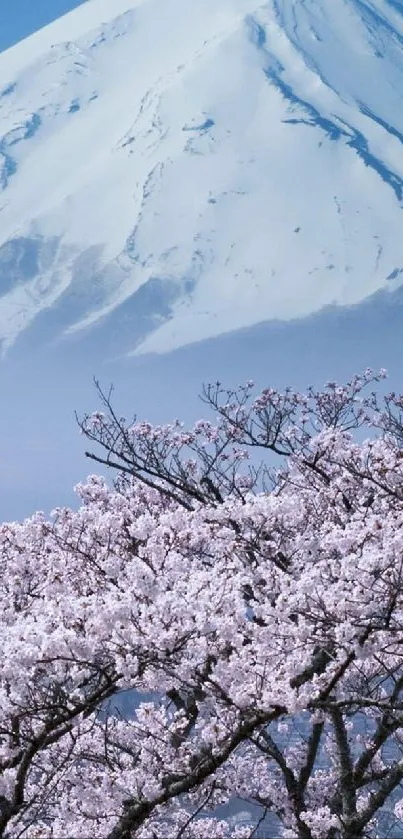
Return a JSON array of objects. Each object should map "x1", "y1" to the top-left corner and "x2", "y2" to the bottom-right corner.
[{"x1": 1, "y1": 0, "x2": 403, "y2": 357}]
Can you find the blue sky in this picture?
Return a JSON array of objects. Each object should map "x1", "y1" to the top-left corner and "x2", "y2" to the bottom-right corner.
[{"x1": 0, "y1": 0, "x2": 87, "y2": 52}]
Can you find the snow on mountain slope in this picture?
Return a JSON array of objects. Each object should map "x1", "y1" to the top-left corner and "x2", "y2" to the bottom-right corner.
[{"x1": 1, "y1": 0, "x2": 403, "y2": 356}]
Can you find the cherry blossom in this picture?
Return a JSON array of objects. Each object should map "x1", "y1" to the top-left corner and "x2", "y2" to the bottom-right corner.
[{"x1": 1, "y1": 370, "x2": 403, "y2": 838}]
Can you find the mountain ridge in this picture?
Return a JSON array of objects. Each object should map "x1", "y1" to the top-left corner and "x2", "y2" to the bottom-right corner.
[{"x1": 1, "y1": 0, "x2": 403, "y2": 357}]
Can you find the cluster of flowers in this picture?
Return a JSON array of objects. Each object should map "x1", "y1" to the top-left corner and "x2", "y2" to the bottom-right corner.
[{"x1": 1, "y1": 370, "x2": 403, "y2": 838}]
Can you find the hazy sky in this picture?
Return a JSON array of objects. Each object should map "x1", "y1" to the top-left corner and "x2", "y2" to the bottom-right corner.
[
  {"x1": 0, "y1": 286, "x2": 400, "y2": 521},
  {"x1": 0, "y1": 0, "x2": 87, "y2": 52}
]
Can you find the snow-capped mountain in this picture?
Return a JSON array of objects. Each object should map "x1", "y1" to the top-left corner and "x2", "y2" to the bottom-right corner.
[{"x1": 1, "y1": 0, "x2": 403, "y2": 359}]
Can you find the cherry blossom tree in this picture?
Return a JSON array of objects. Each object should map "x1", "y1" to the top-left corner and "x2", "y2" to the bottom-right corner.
[{"x1": 2, "y1": 369, "x2": 403, "y2": 838}]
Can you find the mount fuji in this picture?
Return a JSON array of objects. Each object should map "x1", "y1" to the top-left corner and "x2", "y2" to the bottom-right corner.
[
  {"x1": 1, "y1": 0, "x2": 403, "y2": 520},
  {"x1": 1, "y1": 0, "x2": 403, "y2": 359}
]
